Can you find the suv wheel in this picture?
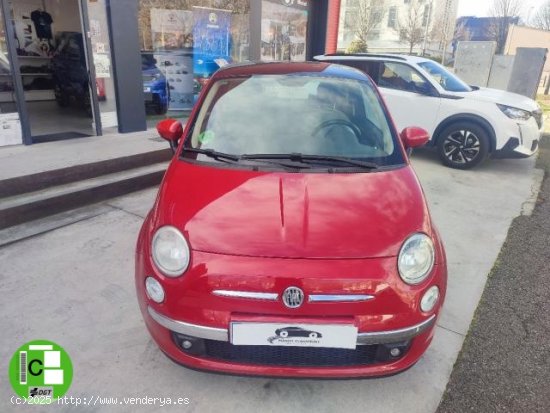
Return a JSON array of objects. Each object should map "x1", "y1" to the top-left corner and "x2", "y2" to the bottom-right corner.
[{"x1": 436, "y1": 123, "x2": 489, "y2": 170}]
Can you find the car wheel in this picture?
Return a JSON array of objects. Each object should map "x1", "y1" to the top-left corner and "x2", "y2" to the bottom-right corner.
[
  {"x1": 279, "y1": 331, "x2": 288, "y2": 338},
  {"x1": 436, "y1": 123, "x2": 490, "y2": 170},
  {"x1": 309, "y1": 332, "x2": 318, "y2": 338}
]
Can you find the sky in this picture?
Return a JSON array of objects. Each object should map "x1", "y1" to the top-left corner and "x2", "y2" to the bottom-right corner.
[{"x1": 457, "y1": 0, "x2": 547, "y2": 20}]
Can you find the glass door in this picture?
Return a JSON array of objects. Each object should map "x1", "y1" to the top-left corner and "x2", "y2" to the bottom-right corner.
[{"x1": 7, "y1": 0, "x2": 97, "y2": 143}]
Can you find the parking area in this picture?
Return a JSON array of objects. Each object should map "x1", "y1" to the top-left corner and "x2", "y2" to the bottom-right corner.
[{"x1": 0, "y1": 151, "x2": 542, "y2": 413}]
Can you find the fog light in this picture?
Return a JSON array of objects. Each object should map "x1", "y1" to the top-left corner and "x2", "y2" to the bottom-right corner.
[
  {"x1": 182, "y1": 340, "x2": 192, "y2": 349},
  {"x1": 145, "y1": 277, "x2": 165, "y2": 303},
  {"x1": 420, "y1": 286, "x2": 440, "y2": 313},
  {"x1": 390, "y1": 348, "x2": 401, "y2": 357}
]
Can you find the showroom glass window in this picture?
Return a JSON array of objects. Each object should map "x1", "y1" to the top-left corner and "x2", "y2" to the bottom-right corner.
[
  {"x1": 260, "y1": 0, "x2": 309, "y2": 62},
  {"x1": 0, "y1": 4, "x2": 23, "y2": 146},
  {"x1": 137, "y1": 0, "x2": 251, "y2": 128}
]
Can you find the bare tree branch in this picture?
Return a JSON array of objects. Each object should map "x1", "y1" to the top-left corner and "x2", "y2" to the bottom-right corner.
[
  {"x1": 533, "y1": 0, "x2": 550, "y2": 31},
  {"x1": 396, "y1": 0, "x2": 426, "y2": 54},
  {"x1": 431, "y1": 12, "x2": 455, "y2": 64},
  {"x1": 487, "y1": 0, "x2": 523, "y2": 53},
  {"x1": 350, "y1": 0, "x2": 387, "y2": 45}
]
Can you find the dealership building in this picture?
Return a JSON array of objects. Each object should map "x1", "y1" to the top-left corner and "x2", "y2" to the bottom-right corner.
[{"x1": 0, "y1": 0, "x2": 335, "y2": 147}]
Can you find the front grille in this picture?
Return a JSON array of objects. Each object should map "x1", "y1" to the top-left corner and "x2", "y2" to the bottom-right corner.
[
  {"x1": 203, "y1": 340, "x2": 379, "y2": 367},
  {"x1": 533, "y1": 110, "x2": 543, "y2": 129}
]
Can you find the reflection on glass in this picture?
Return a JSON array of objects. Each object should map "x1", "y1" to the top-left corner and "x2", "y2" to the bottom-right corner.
[
  {"x1": 87, "y1": 0, "x2": 118, "y2": 132},
  {"x1": 261, "y1": 0, "x2": 308, "y2": 62},
  {"x1": 190, "y1": 75, "x2": 403, "y2": 167},
  {"x1": 137, "y1": 0, "x2": 250, "y2": 128}
]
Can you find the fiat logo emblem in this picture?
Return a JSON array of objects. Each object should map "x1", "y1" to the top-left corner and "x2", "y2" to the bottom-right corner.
[{"x1": 282, "y1": 287, "x2": 304, "y2": 308}]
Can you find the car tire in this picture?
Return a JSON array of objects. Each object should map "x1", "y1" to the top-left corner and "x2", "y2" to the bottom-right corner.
[
  {"x1": 279, "y1": 331, "x2": 288, "y2": 338},
  {"x1": 309, "y1": 332, "x2": 318, "y2": 338},
  {"x1": 436, "y1": 123, "x2": 490, "y2": 170}
]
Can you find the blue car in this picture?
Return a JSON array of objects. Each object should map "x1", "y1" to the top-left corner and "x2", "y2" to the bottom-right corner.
[{"x1": 142, "y1": 54, "x2": 170, "y2": 115}]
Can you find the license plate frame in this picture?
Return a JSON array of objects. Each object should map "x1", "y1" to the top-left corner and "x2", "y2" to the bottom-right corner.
[{"x1": 230, "y1": 322, "x2": 358, "y2": 349}]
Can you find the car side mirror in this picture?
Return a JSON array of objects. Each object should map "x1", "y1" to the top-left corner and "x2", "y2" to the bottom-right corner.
[
  {"x1": 400, "y1": 127, "x2": 430, "y2": 150},
  {"x1": 157, "y1": 118, "x2": 183, "y2": 153}
]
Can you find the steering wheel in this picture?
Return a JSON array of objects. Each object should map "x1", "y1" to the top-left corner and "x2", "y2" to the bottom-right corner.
[{"x1": 312, "y1": 119, "x2": 362, "y2": 139}]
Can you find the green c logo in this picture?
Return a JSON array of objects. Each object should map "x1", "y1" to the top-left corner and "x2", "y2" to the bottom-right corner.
[{"x1": 8, "y1": 340, "x2": 73, "y2": 400}]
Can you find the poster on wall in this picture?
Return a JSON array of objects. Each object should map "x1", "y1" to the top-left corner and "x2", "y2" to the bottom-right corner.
[
  {"x1": 93, "y1": 53, "x2": 111, "y2": 78},
  {"x1": 192, "y1": 7, "x2": 232, "y2": 80},
  {"x1": 150, "y1": 9, "x2": 194, "y2": 110},
  {"x1": 0, "y1": 113, "x2": 23, "y2": 146},
  {"x1": 12, "y1": 2, "x2": 55, "y2": 56},
  {"x1": 261, "y1": 0, "x2": 309, "y2": 62}
]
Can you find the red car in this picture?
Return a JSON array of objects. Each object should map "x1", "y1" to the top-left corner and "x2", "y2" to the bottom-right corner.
[{"x1": 135, "y1": 62, "x2": 447, "y2": 378}]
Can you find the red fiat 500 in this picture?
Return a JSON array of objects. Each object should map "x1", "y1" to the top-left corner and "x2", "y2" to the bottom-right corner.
[{"x1": 135, "y1": 62, "x2": 447, "y2": 378}]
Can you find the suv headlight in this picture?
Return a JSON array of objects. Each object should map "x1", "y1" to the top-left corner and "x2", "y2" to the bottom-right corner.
[
  {"x1": 497, "y1": 104, "x2": 531, "y2": 121},
  {"x1": 151, "y1": 226, "x2": 190, "y2": 277},
  {"x1": 398, "y1": 233, "x2": 435, "y2": 285}
]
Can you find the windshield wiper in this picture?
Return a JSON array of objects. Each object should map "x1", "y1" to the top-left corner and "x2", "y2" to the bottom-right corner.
[
  {"x1": 182, "y1": 147, "x2": 240, "y2": 162},
  {"x1": 241, "y1": 153, "x2": 379, "y2": 169}
]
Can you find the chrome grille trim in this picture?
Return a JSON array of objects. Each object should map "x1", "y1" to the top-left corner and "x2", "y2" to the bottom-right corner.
[
  {"x1": 148, "y1": 307, "x2": 437, "y2": 346},
  {"x1": 308, "y1": 294, "x2": 375, "y2": 303},
  {"x1": 212, "y1": 290, "x2": 279, "y2": 301},
  {"x1": 356, "y1": 315, "x2": 437, "y2": 345}
]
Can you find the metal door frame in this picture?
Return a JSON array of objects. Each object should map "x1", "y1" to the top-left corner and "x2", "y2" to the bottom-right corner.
[
  {"x1": 79, "y1": 0, "x2": 102, "y2": 136},
  {"x1": 0, "y1": 0, "x2": 32, "y2": 145}
]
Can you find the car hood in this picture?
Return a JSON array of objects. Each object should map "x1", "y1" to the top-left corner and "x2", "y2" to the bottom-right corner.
[
  {"x1": 152, "y1": 161, "x2": 432, "y2": 259},
  {"x1": 457, "y1": 87, "x2": 540, "y2": 112}
]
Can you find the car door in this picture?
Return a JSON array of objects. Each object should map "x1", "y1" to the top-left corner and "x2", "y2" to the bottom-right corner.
[
  {"x1": 373, "y1": 62, "x2": 442, "y2": 136},
  {"x1": 331, "y1": 59, "x2": 442, "y2": 136}
]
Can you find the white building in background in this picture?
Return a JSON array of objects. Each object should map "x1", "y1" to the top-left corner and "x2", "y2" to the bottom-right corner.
[{"x1": 338, "y1": 0, "x2": 458, "y2": 57}]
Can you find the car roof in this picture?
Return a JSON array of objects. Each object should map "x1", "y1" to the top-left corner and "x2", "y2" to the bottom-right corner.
[
  {"x1": 315, "y1": 53, "x2": 432, "y2": 65},
  {"x1": 213, "y1": 61, "x2": 371, "y2": 82}
]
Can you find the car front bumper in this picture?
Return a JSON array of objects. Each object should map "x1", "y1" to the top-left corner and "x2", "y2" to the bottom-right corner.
[
  {"x1": 494, "y1": 117, "x2": 543, "y2": 159},
  {"x1": 141, "y1": 305, "x2": 439, "y2": 378},
  {"x1": 136, "y1": 246, "x2": 447, "y2": 378}
]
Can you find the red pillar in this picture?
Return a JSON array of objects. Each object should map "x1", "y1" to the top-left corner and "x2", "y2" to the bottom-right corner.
[{"x1": 325, "y1": 0, "x2": 341, "y2": 54}]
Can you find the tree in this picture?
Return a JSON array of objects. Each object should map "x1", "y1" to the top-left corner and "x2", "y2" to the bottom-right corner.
[
  {"x1": 487, "y1": 0, "x2": 523, "y2": 54},
  {"x1": 397, "y1": 0, "x2": 426, "y2": 54},
  {"x1": 533, "y1": 0, "x2": 550, "y2": 31},
  {"x1": 430, "y1": 13, "x2": 455, "y2": 65},
  {"x1": 348, "y1": 0, "x2": 386, "y2": 51}
]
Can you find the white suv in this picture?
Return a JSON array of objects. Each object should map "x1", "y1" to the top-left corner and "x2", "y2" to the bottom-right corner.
[{"x1": 315, "y1": 53, "x2": 544, "y2": 169}]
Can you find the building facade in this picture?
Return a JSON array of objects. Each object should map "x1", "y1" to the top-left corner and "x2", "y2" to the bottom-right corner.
[
  {"x1": 0, "y1": 0, "x2": 329, "y2": 147},
  {"x1": 337, "y1": 0, "x2": 458, "y2": 56}
]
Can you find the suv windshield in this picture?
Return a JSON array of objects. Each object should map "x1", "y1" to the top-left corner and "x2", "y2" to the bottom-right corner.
[
  {"x1": 185, "y1": 74, "x2": 404, "y2": 169},
  {"x1": 418, "y1": 61, "x2": 472, "y2": 93}
]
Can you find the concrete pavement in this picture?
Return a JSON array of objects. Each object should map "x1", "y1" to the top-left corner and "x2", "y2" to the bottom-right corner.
[{"x1": 0, "y1": 152, "x2": 542, "y2": 412}]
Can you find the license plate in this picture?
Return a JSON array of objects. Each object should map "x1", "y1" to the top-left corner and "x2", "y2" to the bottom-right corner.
[
  {"x1": 143, "y1": 87, "x2": 151, "y2": 93},
  {"x1": 231, "y1": 322, "x2": 358, "y2": 349}
]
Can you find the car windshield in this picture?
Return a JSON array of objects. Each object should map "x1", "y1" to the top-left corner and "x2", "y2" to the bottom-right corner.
[
  {"x1": 418, "y1": 61, "x2": 472, "y2": 93},
  {"x1": 185, "y1": 74, "x2": 404, "y2": 169}
]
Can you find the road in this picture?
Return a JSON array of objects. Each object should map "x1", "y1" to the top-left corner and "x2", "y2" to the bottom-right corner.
[{"x1": 0, "y1": 150, "x2": 542, "y2": 413}]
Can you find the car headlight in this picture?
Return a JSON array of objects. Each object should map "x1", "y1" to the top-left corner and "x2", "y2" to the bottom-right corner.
[
  {"x1": 398, "y1": 233, "x2": 435, "y2": 285},
  {"x1": 151, "y1": 226, "x2": 190, "y2": 277},
  {"x1": 497, "y1": 104, "x2": 531, "y2": 121}
]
